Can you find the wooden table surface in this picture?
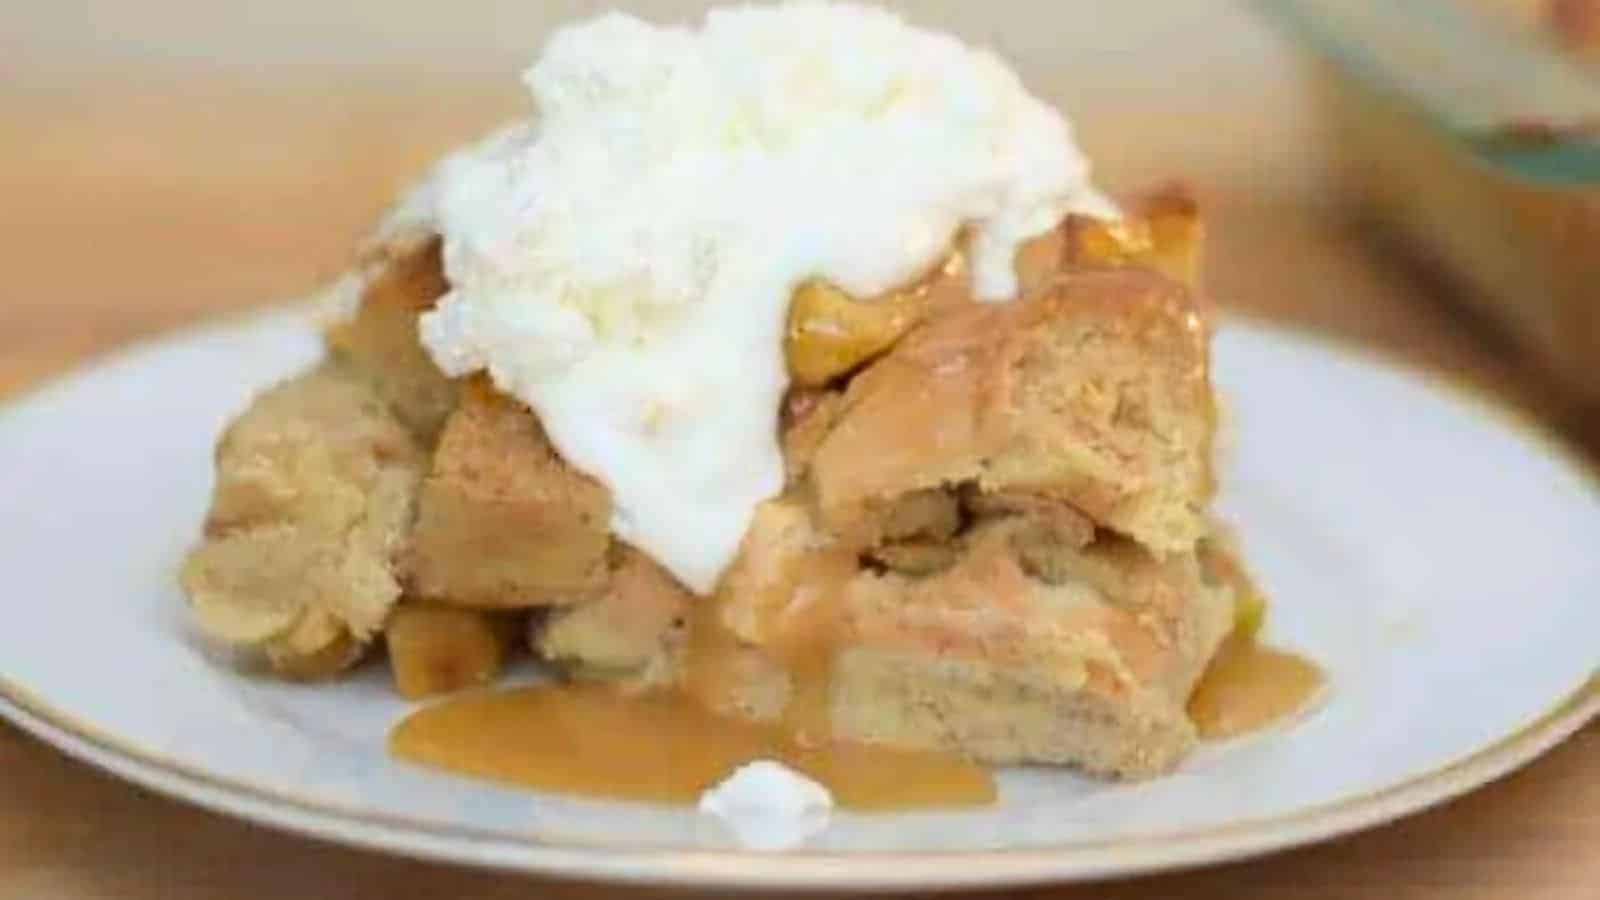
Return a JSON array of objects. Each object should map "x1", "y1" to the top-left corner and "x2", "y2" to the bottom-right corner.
[{"x1": 1, "y1": 74, "x2": 1597, "y2": 899}]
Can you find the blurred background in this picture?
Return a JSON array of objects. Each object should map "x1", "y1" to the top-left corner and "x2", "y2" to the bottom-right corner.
[
  {"x1": 3, "y1": 3, "x2": 1600, "y2": 897},
  {"x1": 2, "y1": 0, "x2": 1596, "y2": 443}
]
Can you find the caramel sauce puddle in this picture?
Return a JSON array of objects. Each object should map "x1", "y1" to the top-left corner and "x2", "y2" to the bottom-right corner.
[
  {"x1": 393, "y1": 591, "x2": 1320, "y2": 808},
  {"x1": 1188, "y1": 635, "x2": 1325, "y2": 740}
]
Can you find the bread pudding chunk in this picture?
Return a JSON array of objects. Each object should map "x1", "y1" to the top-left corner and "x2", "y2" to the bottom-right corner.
[
  {"x1": 181, "y1": 362, "x2": 425, "y2": 678},
  {"x1": 681, "y1": 265, "x2": 1228, "y2": 776},
  {"x1": 407, "y1": 379, "x2": 612, "y2": 607},
  {"x1": 811, "y1": 268, "x2": 1213, "y2": 555},
  {"x1": 182, "y1": 3, "x2": 1313, "y2": 793}
]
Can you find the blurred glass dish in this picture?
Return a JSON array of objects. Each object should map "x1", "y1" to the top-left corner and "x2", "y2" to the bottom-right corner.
[
  {"x1": 1258, "y1": 0, "x2": 1600, "y2": 403},
  {"x1": 1462, "y1": 0, "x2": 1600, "y2": 60}
]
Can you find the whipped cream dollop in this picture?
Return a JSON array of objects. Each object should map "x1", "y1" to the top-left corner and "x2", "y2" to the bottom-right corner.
[
  {"x1": 416, "y1": 2, "x2": 1115, "y2": 592},
  {"x1": 698, "y1": 759, "x2": 833, "y2": 850}
]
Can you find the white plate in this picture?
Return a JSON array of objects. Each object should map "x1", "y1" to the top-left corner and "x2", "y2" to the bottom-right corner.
[{"x1": 1, "y1": 308, "x2": 1596, "y2": 890}]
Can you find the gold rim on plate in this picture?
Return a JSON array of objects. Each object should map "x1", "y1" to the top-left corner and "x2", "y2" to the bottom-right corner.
[
  {"x1": 1, "y1": 309, "x2": 1597, "y2": 888},
  {"x1": 3, "y1": 671, "x2": 1593, "y2": 888}
]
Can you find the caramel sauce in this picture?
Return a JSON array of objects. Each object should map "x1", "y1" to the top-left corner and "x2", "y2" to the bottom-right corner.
[
  {"x1": 1187, "y1": 635, "x2": 1325, "y2": 740},
  {"x1": 680, "y1": 591, "x2": 748, "y2": 712},
  {"x1": 390, "y1": 683, "x2": 995, "y2": 810},
  {"x1": 392, "y1": 521, "x2": 1317, "y2": 807},
  {"x1": 391, "y1": 628, "x2": 1322, "y2": 807},
  {"x1": 760, "y1": 549, "x2": 856, "y2": 747},
  {"x1": 680, "y1": 522, "x2": 857, "y2": 748},
  {"x1": 389, "y1": 548, "x2": 994, "y2": 813}
]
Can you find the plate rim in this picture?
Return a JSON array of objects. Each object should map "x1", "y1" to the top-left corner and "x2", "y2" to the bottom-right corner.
[
  {"x1": 3, "y1": 309, "x2": 1598, "y2": 889},
  {"x1": 5, "y1": 673, "x2": 1595, "y2": 889}
]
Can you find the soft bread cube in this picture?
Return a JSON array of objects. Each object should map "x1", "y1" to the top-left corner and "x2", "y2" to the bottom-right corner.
[
  {"x1": 537, "y1": 546, "x2": 693, "y2": 684},
  {"x1": 325, "y1": 236, "x2": 459, "y2": 443},
  {"x1": 811, "y1": 268, "x2": 1214, "y2": 556},
  {"x1": 406, "y1": 379, "x2": 612, "y2": 607},
  {"x1": 386, "y1": 604, "x2": 518, "y2": 699},
  {"x1": 180, "y1": 362, "x2": 426, "y2": 678},
  {"x1": 829, "y1": 526, "x2": 1234, "y2": 777},
  {"x1": 708, "y1": 510, "x2": 1234, "y2": 777}
]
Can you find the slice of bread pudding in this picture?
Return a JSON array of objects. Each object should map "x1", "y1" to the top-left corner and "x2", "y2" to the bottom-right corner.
[{"x1": 181, "y1": 189, "x2": 1248, "y2": 777}]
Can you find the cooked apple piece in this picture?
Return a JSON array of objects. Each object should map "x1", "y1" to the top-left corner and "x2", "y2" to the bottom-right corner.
[
  {"x1": 1063, "y1": 216, "x2": 1155, "y2": 269},
  {"x1": 1063, "y1": 185, "x2": 1204, "y2": 291},
  {"x1": 386, "y1": 604, "x2": 518, "y2": 699},
  {"x1": 785, "y1": 280, "x2": 927, "y2": 387},
  {"x1": 407, "y1": 378, "x2": 612, "y2": 607},
  {"x1": 783, "y1": 252, "x2": 971, "y2": 388},
  {"x1": 1138, "y1": 185, "x2": 1204, "y2": 290},
  {"x1": 267, "y1": 610, "x2": 366, "y2": 680},
  {"x1": 1232, "y1": 585, "x2": 1267, "y2": 640}
]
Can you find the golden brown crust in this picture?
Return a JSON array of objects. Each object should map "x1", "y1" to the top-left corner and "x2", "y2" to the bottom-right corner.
[
  {"x1": 811, "y1": 268, "x2": 1212, "y2": 555},
  {"x1": 1062, "y1": 183, "x2": 1210, "y2": 327},
  {"x1": 843, "y1": 526, "x2": 1230, "y2": 776},
  {"x1": 406, "y1": 379, "x2": 612, "y2": 608},
  {"x1": 707, "y1": 510, "x2": 1234, "y2": 777},
  {"x1": 180, "y1": 362, "x2": 426, "y2": 678}
]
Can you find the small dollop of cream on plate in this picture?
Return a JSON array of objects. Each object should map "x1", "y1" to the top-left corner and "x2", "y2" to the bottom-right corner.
[{"x1": 698, "y1": 759, "x2": 834, "y2": 851}]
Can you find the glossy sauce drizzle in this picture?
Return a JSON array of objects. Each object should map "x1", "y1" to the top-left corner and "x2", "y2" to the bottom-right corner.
[
  {"x1": 392, "y1": 603, "x2": 1322, "y2": 806},
  {"x1": 390, "y1": 683, "x2": 996, "y2": 810},
  {"x1": 1187, "y1": 635, "x2": 1325, "y2": 740}
]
